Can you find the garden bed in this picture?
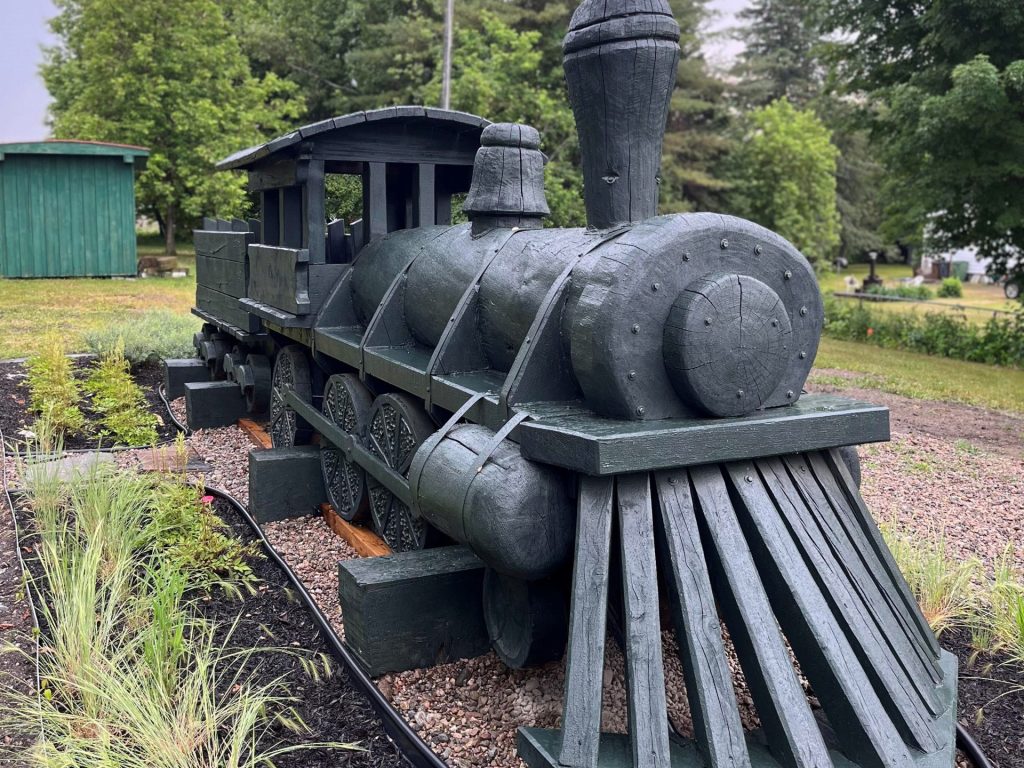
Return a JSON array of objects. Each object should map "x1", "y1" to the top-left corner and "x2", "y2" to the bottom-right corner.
[{"x1": 0, "y1": 359, "x2": 178, "y2": 450}]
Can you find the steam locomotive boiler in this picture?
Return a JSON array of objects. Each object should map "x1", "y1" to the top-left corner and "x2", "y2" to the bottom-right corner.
[{"x1": 179, "y1": 0, "x2": 960, "y2": 765}]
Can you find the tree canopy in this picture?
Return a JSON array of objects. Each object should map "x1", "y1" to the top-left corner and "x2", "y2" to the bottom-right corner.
[
  {"x1": 43, "y1": 0, "x2": 302, "y2": 253},
  {"x1": 727, "y1": 99, "x2": 840, "y2": 266}
]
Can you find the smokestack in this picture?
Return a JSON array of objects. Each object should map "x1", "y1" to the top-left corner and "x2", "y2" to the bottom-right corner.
[{"x1": 563, "y1": 0, "x2": 680, "y2": 230}]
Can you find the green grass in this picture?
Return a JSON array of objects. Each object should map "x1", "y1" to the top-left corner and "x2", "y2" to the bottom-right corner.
[
  {"x1": 0, "y1": 241, "x2": 196, "y2": 359},
  {"x1": 813, "y1": 337, "x2": 1024, "y2": 414},
  {"x1": 821, "y1": 263, "x2": 1018, "y2": 324}
]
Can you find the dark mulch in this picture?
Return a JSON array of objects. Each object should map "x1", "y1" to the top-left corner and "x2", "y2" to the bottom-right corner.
[
  {"x1": 0, "y1": 360, "x2": 177, "y2": 450},
  {"x1": 6, "y1": 492, "x2": 407, "y2": 766},
  {"x1": 207, "y1": 497, "x2": 409, "y2": 767},
  {"x1": 944, "y1": 629, "x2": 1024, "y2": 767}
]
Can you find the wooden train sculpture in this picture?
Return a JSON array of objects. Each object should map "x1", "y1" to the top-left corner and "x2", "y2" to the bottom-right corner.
[{"x1": 174, "y1": 0, "x2": 959, "y2": 765}]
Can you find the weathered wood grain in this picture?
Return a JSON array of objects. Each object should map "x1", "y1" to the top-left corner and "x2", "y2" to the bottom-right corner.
[
  {"x1": 691, "y1": 464, "x2": 831, "y2": 768},
  {"x1": 654, "y1": 471, "x2": 749, "y2": 767},
  {"x1": 560, "y1": 476, "x2": 614, "y2": 768},
  {"x1": 615, "y1": 473, "x2": 670, "y2": 768},
  {"x1": 725, "y1": 460, "x2": 914, "y2": 766}
]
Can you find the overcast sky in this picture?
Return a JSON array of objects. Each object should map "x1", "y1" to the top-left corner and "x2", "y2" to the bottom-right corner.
[{"x1": 0, "y1": 0, "x2": 748, "y2": 143}]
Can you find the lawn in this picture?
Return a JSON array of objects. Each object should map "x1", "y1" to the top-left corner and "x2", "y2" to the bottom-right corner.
[
  {"x1": 813, "y1": 337, "x2": 1024, "y2": 414},
  {"x1": 0, "y1": 243, "x2": 197, "y2": 359},
  {"x1": 820, "y1": 262, "x2": 1018, "y2": 324}
]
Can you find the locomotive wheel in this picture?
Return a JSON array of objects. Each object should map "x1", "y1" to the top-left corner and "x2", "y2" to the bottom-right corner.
[
  {"x1": 366, "y1": 392, "x2": 435, "y2": 552},
  {"x1": 242, "y1": 354, "x2": 272, "y2": 414},
  {"x1": 321, "y1": 374, "x2": 373, "y2": 521},
  {"x1": 269, "y1": 345, "x2": 313, "y2": 447},
  {"x1": 483, "y1": 570, "x2": 568, "y2": 669}
]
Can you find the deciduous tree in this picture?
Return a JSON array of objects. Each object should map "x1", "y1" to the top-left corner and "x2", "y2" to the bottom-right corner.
[{"x1": 43, "y1": 0, "x2": 302, "y2": 253}]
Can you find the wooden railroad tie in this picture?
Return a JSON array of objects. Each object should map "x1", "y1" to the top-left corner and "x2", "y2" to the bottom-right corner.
[{"x1": 320, "y1": 503, "x2": 392, "y2": 558}]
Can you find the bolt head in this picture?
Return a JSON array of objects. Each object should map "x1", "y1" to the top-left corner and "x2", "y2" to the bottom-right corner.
[
  {"x1": 784, "y1": 270, "x2": 793, "y2": 280},
  {"x1": 627, "y1": 370, "x2": 637, "y2": 380},
  {"x1": 682, "y1": 252, "x2": 691, "y2": 262},
  {"x1": 799, "y1": 351, "x2": 807, "y2": 359},
  {"x1": 771, "y1": 318, "x2": 778, "y2": 327},
  {"x1": 704, "y1": 318, "x2": 712, "y2": 326},
  {"x1": 745, "y1": 475, "x2": 753, "y2": 483},
  {"x1": 668, "y1": 476, "x2": 677, "y2": 485},
  {"x1": 736, "y1": 389, "x2": 745, "y2": 398},
  {"x1": 651, "y1": 282, "x2": 660, "y2": 292},
  {"x1": 631, "y1": 324, "x2": 640, "y2": 334},
  {"x1": 720, "y1": 238, "x2": 729, "y2": 249},
  {"x1": 799, "y1": 306, "x2": 808, "y2": 317},
  {"x1": 786, "y1": 390, "x2": 794, "y2": 399},
  {"x1": 755, "y1": 245, "x2": 763, "y2": 255},
  {"x1": 635, "y1": 406, "x2": 646, "y2": 416}
]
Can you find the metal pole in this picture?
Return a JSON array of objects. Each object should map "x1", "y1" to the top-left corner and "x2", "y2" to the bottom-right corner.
[{"x1": 441, "y1": 0, "x2": 454, "y2": 109}]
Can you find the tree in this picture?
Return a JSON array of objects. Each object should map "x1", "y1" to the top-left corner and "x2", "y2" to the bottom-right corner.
[
  {"x1": 42, "y1": 0, "x2": 302, "y2": 253},
  {"x1": 660, "y1": 0, "x2": 734, "y2": 213},
  {"x1": 821, "y1": 0, "x2": 1024, "y2": 287},
  {"x1": 732, "y1": 0, "x2": 824, "y2": 108},
  {"x1": 727, "y1": 99, "x2": 840, "y2": 266},
  {"x1": 422, "y1": 12, "x2": 585, "y2": 226}
]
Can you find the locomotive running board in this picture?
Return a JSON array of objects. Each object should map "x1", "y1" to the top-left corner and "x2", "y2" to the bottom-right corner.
[{"x1": 518, "y1": 449, "x2": 957, "y2": 768}]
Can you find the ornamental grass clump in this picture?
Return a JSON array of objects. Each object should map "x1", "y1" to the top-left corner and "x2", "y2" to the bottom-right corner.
[
  {"x1": 1, "y1": 444, "x2": 353, "y2": 767},
  {"x1": 84, "y1": 309, "x2": 200, "y2": 364},
  {"x1": 84, "y1": 339, "x2": 159, "y2": 446},
  {"x1": 23, "y1": 329, "x2": 86, "y2": 440}
]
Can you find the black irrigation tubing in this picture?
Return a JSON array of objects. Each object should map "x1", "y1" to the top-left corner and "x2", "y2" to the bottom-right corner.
[
  {"x1": 203, "y1": 483, "x2": 448, "y2": 768},
  {"x1": 0, "y1": 426, "x2": 45, "y2": 740},
  {"x1": 157, "y1": 382, "x2": 192, "y2": 436},
  {"x1": 161, "y1": 372, "x2": 996, "y2": 768}
]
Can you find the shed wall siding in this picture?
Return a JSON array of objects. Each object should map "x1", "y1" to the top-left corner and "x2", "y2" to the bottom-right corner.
[{"x1": 0, "y1": 154, "x2": 137, "y2": 277}]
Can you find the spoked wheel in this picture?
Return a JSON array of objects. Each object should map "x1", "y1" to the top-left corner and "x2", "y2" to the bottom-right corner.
[
  {"x1": 321, "y1": 374, "x2": 373, "y2": 521},
  {"x1": 366, "y1": 392, "x2": 435, "y2": 552},
  {"x1": 269, "y1": 345, "x2": 313, "y2": 447}
]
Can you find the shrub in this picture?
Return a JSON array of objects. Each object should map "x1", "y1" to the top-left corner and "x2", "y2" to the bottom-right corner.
[
  {"x1": 84, "y1": 341, "x2": 159, "y2": 446},
  {"x1": 84, "y1": 309, "x2": 201, "y2": 364},
  {"x1": 864, "y1": 283, "x2": 935, "y2": 300},
  {"x1": 24, "y1": 330, "x2": 86, "y2": 438},
  {"x1": 823, "y1": 296, "x2": 1024, "y2": 368},
  {"x1": 938, "y1": 277, "x2": 964, "y2": 298}
]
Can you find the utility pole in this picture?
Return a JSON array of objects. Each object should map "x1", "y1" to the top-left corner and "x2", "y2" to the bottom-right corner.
[{"x1": 441, "y1": 0, "x2": 454, "y2": 109}]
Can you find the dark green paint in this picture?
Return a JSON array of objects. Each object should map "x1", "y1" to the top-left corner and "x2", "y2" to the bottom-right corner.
[{"x1": 0, "y1": 141, "x2": 147, "y2": 278}]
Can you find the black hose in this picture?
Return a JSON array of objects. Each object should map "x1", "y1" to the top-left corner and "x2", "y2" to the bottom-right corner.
[
  {"x1": 203, "y1": 484, "x2": 446, "y2": 768},
  {"x1": 0, "y1": 426, "x2": 45, "y2": 739},
  {"x1": 157, "y1": 382, "x2": 191, "y2": 436},
  {"x1": 957, "y1": 723, "x2": 995, "y2": 768}
]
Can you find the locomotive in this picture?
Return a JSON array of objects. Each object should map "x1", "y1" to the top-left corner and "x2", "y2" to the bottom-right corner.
[{"x1": 184, "y1": 0, "x2": 959, "y2": 765}]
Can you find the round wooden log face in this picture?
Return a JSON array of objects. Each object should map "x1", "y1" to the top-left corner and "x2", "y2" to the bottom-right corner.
[{"x1": 664, "y1": 273, "x2": 792, "y2": 417}]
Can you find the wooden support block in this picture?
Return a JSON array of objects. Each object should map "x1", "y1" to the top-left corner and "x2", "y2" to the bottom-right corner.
[
  {"x1": 184, "y1": 381, "x2": 247, "y2": 430},
  {"x1": 238, "y1": 418, "x2": 272, "y2": 449},
  {"x1": 163, "y1": 358, "x2": 209, "y2": 399},
  {"x1": 248, "y1": 446, "x2": 325, "y2": 523},
  {"x1": 337, "y1": 545, "x2": 489, "y2": 676},
  {"x1": 320, "y1": 503, "x2": 391, "y2": 558}
]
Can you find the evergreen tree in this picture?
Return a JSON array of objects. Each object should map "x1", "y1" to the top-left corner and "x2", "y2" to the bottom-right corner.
[
  {"x1": 732, "y1": 0, "x2": 823, "y2": 108},
  {"x1": 43, "y1": 0, "x2": 302, "y2": 253}
]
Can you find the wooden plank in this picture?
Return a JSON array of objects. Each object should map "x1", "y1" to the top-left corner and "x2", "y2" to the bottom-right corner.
[
  {"x1": 690, "y1": 464, "x2": 832, "y2": 768},
  {"x1": 725, "y1": 461, "x2": 914, "y2": 766},
  {"x1": 196, "y1": 252, "x2": 247, "y2": 297},
  {"x1": 814, "y1": 449, "x2": 941, "y2": 660},
  {"x1": 281, "y1": 185, "x2": 303, "y2": 248},
  {"x1": 517, "y1": 394, "x2": 889, "y2": 475},
  {"x1": 303, "y1": 159, "x2": 326, "y2": 263},
  {"x1": 758, "y1": 456, "x2": 941, "y2": 749},
  {"x1": 365, "y1": 161, "x2": 388, "y2": 243},
  {"x1": 781, "y1": 453, "x2": 943, "y2": 689},
  {"x1": 615, "y1": 473, "x2": 670, "y2": 768},
  {"x1": 559, "y1": 476, "x2": 614, "y2": 768},
  {"x1": 654, "y1": 471, "x2": 749, "y2": 767},
  {"x1": 238, "y1": 417, "x2": 272, "y2": 449},
  {"x1": 195, "y1": 285, "x2": 260, "y2": 333},
  {"x1": 320, "y1": 503, "x2": 392, "y2": 558}
]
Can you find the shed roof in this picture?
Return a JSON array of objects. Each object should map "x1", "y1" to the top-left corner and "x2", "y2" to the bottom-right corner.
[
  {"x1": 217, "y1": 106, "x2": 491, "y2": 171},
  {"x1": 0, "y1": 140, "x2": 149, "y2": 161}
]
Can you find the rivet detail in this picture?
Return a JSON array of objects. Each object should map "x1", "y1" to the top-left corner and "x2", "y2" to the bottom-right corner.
[
  {"x1": 720, "y1": 238, "x2": 729, "y2": 249},
  {"x1": 631, "y1": 324, "x2": 640, "y2": 334}
]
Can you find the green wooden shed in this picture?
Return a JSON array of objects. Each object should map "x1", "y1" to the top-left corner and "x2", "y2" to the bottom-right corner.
[{"x1": 0, "y1": 140, "x2": 149, "y2": 278}]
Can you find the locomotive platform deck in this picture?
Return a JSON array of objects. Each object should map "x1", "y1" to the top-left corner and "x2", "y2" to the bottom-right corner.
[{"x1": 516, "y1": 394, "x2": 889, "y2": 475}]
